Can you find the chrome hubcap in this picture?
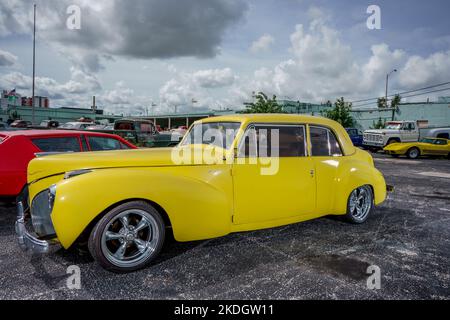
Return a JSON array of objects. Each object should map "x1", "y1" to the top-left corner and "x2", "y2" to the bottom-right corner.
[
  {"x1": 101, "y1": 209, "x2": 159, "y2": 268},
  {"x1": 409, "y1": 149, "x2": 419, "y2": 158},
  {"x1": 349, "y1": 186, "x2": 372, "y2": 221}
]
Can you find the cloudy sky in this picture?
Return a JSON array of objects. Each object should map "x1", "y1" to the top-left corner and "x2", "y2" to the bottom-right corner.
[{"x1": 0, "y1": 0, "x2": 449, "y2": 115}]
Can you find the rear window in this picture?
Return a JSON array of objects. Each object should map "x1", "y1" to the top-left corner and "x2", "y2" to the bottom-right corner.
[
  {"x1": 88, "y1": 136, "x2": 125, "y2": 151},
  {"x1": 32, "y1": 137, "x2": 81, "y2": 152}
]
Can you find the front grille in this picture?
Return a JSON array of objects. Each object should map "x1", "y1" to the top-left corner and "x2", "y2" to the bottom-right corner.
[
  {"x1": 364, "y1": 134, "x2": 382, "y2": 142},
  {"x1": 31, "y1": 190, "x2": 56, "y2": 237}
]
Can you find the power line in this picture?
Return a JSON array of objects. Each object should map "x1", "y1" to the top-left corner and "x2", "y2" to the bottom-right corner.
[
  {"x1": 352, "y1": 86, "x2": 450, "y2": 108},
  {"x1": 350, "y1": 81, "x2": 450, "y2": 104}
]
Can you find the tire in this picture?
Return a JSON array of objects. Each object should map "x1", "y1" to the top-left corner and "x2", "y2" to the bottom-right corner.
[
  {"x1": 406, "y1": 147, "x2": 420, "y2": 159},
  {"x1": 88, "y1": 201, "x2": 165, "y2": 273},
  {"x1": 386, "y1": 139, "x2": 399, "y2": 146},
  {"x1": 344, "y1": 185, "x2": 374, "y2": 224},
  {"x1": 447, "y1": 153, "x2": 450, "y2": 160}
]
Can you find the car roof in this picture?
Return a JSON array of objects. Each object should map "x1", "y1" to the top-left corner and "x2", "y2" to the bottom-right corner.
[
  {"x1": 423, "y1": 137, "x2": 448, "y2": 141},
  {"x1": 0, "y1": 129, "x2": 119, "y2": 138},
  {"x1": 197, "y1": 113, "x2": 338, "y2": 126}
]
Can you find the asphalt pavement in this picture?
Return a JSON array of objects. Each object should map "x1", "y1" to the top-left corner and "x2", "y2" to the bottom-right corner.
[{"x1": 0, "y1": 153, "x2": 449, "y2": 299}]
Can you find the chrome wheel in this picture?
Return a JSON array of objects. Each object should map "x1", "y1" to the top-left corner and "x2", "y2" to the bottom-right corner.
[
  {"x1": 100, "y1": 209, "x2": 160, "y2": 268},
  {"x1": 407, "y1": 148, "x2": 420, "y2": 159},
  {"x1": 348, "y1": 186, "x2": 373, "y2": 222}
]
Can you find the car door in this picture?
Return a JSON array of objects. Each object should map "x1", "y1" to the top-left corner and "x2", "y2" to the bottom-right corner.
[
  {"x1": 232, "y1": 123, "x2": 316, "y2": 225},
  {"x1": 309, "y1": 126, "x2": 345, "y2": 215},
  {"x1": 402, "y1": 122, "x2": 417, "y2": 142}
]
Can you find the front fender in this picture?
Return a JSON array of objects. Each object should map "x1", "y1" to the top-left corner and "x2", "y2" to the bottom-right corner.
[{"x1": 51, "y1": 166, "x2": 233, "y2": 248}]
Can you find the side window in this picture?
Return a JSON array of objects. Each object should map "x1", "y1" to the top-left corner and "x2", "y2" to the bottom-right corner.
[
  {"x1": 239, "y1": 124, "x2": 306, "y2": 157},
  {"x1": 32, "y1": 137, "x2": 81, "y2": 152},
  {"x1": 88, "y1": 136, "x2": 121, "y2": 151},
  {"x1": 120, "y1": 141, "x2": 131, "y2": 149},
  {"x1": 310, "y1": 126, "x2": 343, "y2": 157},
  {"x1": 140, "y1": 123, "x2": 153, "y2": 133}
]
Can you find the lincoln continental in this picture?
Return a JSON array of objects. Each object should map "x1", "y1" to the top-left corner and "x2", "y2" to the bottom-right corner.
[{"x1": 16, "y1": 114, "x2": 388, "y2": 272}]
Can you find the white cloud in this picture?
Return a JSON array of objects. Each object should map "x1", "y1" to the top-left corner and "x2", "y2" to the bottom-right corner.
[
  {"x1": 158, "y1": 67, "x2": 236, "y2": 112},
  {"x1": 0, "y1": 0, "x2": 247, "y2": 72},
  {"x1": 0, "y1": 67, "x2": 100, "y2": 101},
  {"x1": 398, "y1": 50, "x2": 450, "y2": 88},
  {"x1": 233, "y1": 14, "x2": 450, "y2": 106},
  {"x1": 0, "y1": 49, "x2": 18, "y2": 66},
  {"x1": 192, "y1": 68, "x2": 236, "y2": 88},
  {"x1": 250, "y1": 34, "x2": 275, "y2": 53}
]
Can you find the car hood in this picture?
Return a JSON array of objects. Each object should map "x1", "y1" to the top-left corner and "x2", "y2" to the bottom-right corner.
[
  {"x1": 384, "y1": 142, "x2": 419, "y2": 151},
  {"x1": 27, "y1": 145, "x2": 227, "y2": 183},
  {"x1": 365, "y1": 129, "x2": 399, "y2": 135}
]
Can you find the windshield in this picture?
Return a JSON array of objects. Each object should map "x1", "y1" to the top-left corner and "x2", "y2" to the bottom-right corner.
[
  {"x1": 420, "y1": 138, "x2": 435, "y2": 144},
  {"x1": 385, "y1": 123, "x2": 402, "y2": 130},
  {"x1": 181, "y1": 122, "x2": 241, "y2": 149}
]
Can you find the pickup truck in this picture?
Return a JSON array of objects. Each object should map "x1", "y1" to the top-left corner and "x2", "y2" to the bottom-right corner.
[
  {"x1": 345, "y1": 128, "x2": 363, "y2": 147},
  {"x1": 96, "y1": 119, "x2": 183, "y2": 147},
  {"x1": 363, "y1": 120, "x2": 450, "y2": 150}
]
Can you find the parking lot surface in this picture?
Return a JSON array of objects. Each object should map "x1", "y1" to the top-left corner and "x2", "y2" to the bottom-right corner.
[{"x1": 0, "y1": 153, "x2": 449, "y2": 300}]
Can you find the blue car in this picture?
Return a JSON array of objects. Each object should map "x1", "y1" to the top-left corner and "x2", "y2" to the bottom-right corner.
[{"x1": 346, "y1": 128, "x2": 363, "y2": 147}]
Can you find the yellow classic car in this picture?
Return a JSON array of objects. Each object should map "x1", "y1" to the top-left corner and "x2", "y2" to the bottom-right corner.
[
  {"x1": 16, "y1": 114, "x2": 388, "y2": 272},
  {"x1": 383, "y1": 137, "x2": 450, "y2": 159}
]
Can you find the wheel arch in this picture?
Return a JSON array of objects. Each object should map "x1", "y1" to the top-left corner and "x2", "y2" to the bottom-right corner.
[{"x1": 72, "y1": 197, "x2": 173, "y2": 249}]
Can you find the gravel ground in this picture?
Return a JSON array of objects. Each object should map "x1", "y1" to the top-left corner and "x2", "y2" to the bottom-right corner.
[{"x1": 0, "y1": 153, "x2": 449, "y2": 300}]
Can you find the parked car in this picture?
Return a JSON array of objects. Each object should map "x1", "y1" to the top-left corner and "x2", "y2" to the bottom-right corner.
[
  {"x1": 38, "y1": 120, "x2": 59, "y2": 128},
  {"x1": 0, "y1": 130, "x2": 136, "y2": 202},
  {"x1": 384, "y1": 137, "x2": 450, "y2": 159},
  {"x1": 16, "y1": 114, "x2": 388, "y2": 272},
  {"x1": 59, "y1": 122, "x2": 94, "y2": 130},
  {"x1": 10, "y1": 120, "x2": 32, "y2": 128},
  {"x1": 85, "y1": 124, "x2": 109, "y2": 131},
  {"x1": 93, "y1": 119, "x2": 182, "y2": 147},
  {"x1": 363, "y1": 120, "x2": 450, "y2": 150},
  {"x1": 345, "y1": 128, "x2": 363, "y2": 147},
  {"x1": 0, "y1": 121, "x2": 9, "y2": 130}
]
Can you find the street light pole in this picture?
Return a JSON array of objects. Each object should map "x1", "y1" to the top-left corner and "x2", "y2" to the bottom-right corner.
[
  {"x1": 385, "y1": 69, "x2": 397, "y2": 109},
  {"x1": 31, "y1": 3, "x2": 36, "y2": 124}
]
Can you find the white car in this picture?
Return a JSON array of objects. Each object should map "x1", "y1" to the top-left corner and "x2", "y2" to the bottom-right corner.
[{"x1": 59, "y1": 122, "x2": 93, "y2": 130}]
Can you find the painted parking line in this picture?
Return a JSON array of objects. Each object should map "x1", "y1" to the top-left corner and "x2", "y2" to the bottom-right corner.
[
  {"x1": 417, "y1": 171, "x2": 450, "y2": 179},
  {"x1": 374, "y1": 158, "x2": 422, "y2": 164}
]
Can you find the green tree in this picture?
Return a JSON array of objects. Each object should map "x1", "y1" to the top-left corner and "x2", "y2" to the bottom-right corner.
[
  {"x1": 390, "y1": 94, "x2": 401, "y2": 120},
  {"x1": 322, "y1": 97, "x2": 354, "y2": 127},
  {"x1": 371, "y1": 117, "x2": 386, "y2": 129},
  {"x1": 242, "y1": 92, "x2": 284, "y2": 113},
  {"x1": 377, "y1": 97, "x2": 387, "y2": 109}
]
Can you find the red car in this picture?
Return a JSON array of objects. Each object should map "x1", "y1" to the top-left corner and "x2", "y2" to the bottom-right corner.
[{"x1": 0, "y1": 130, "x2": 137, "y2": 200}]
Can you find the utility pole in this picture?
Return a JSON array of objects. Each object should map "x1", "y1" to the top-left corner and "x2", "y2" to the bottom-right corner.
[
  {"x1": 385, "y1": 69, "x2": 397, "y2": 109},
  {"x1": 31, "y1": 4, "x2": 36, "y2": 124}
]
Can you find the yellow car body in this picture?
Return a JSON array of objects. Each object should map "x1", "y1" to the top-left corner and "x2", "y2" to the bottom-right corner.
[
  {"x1": 19, "y1": 114, "x2": 387, "y2": 270},
  {"x1": 383, "y1": 138, "x2": 450, "y2": 159}
]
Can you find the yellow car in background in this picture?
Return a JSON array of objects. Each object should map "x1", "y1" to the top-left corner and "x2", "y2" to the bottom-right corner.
[
  {"x1": 16, "y1": 114, "x2": 388, "y2": 273},
  {"x1": 384, "y1": 137, "x2": 450, "y2": 159}
]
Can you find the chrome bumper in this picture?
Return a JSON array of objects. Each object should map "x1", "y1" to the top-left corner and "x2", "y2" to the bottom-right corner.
[
  {"x1": 363, "y1": 141, "x2": 384, "y2": 147},
  {"x1": 15, "y1": 202, "x2": 50, "y2": 254}
]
